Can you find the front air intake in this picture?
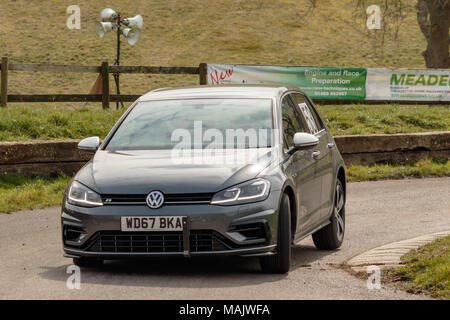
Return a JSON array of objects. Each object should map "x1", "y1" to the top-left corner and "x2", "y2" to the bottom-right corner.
[{"x1": 63, "y1": 226, "x2": 85, "y2": 243}]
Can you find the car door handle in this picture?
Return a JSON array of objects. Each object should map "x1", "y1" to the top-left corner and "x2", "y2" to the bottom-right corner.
[
  {"x1": 312, "y1": 150, "x2": 321, "y2": 160},
  {"x1": 327, "y1": 143, "x2": 334, "y2": 149}
]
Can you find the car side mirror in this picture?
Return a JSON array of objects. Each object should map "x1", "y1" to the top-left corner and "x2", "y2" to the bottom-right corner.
[
  {"x1": 292, "y1": 132, "x2": 319, "y2": 151},
  {"x1": 78, "y1": 136, "x2": 100, "y2": 153}
]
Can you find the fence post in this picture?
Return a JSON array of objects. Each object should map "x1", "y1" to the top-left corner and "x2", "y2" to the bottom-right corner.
[
  {"x1": 199, "y1": 63, "x2": 207, "y2": 85},
  {"x1": 1, "y1": 56, "x2": 8, "y2": 107},
  {"x1": 101, "y1": 61, "x2": 110, "y2": 109}
]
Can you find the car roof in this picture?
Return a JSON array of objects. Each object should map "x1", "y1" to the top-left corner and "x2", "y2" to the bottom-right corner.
[{"x1": 138, "y1": 84, "x2": 305, "y2": 101}]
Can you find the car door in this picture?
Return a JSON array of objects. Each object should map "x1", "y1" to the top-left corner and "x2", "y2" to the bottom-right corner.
[
  {"x1": 280, "y1": 94, "x2": 322, "y2": 238},
  {"x1": 291, "y1": 93, "x2": 334, "y2": 220}
]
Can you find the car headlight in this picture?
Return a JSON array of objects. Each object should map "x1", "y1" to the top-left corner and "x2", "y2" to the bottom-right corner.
[
  {"x1": 67, "y1": 181, "x2": 103, "y2": 207},
  {"x1": 211, "y1": 178, "x2": 270, "y2": 206}
]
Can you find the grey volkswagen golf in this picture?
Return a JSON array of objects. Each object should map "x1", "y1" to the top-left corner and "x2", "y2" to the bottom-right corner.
[{"x1": 62, "y1": 85, "x2": 346, "y2": 273}]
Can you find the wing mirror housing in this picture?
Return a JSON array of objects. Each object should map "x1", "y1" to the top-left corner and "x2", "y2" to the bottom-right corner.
[
  {"x1": 289, "y1": 132, "x2": 319, "y2": 153},
  {"x1": 78, "y1": 136, "x2": 100, "y2": 153}
]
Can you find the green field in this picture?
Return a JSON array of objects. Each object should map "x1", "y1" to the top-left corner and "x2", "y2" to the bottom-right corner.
[{"x1": 0, "y1": 104, "x2": 448, "y2": 141}]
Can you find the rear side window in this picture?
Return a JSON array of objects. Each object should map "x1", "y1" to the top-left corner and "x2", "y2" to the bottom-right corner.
[
  {"x1": 291, "y1": 93, "x2": 323, "y2": 134},
  {"x1": 281, "y1": 95, "x2": 309, "y2": 148}
]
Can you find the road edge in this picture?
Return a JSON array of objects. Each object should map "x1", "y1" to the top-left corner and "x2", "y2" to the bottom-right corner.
[{"x1": 347, "y1": 230, "x2": 450, "y2": 272}]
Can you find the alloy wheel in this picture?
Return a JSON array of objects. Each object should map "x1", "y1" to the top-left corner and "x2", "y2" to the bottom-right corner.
[{"x1": 334, "y1": 183, "x2": 345, "y2": 241}]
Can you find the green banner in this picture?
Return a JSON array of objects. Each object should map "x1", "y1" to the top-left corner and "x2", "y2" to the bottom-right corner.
[{"x1": 208, "y1": 64, "x2": 367, "y2": 100}]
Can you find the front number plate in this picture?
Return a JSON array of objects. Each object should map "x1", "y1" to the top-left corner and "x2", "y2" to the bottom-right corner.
[{"x1": 121, "y1": 216, "x2": 185, "y2": 231}]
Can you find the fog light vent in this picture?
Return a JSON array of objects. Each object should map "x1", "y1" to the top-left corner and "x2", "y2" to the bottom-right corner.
[
  {"x1": 64, "y1": 226, "x2": 85, "y2": 243},
  {"x1": 233, "y1": 223, "x2": 266, "y2": 241}
]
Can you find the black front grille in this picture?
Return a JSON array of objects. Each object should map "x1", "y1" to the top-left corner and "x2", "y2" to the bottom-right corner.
[
  {"x1": 166, "y1": 193, "x2": 214, "y2": 203},
  {"x1": 87, "y1": 230, "x2": 231, "y2": 253},
  {"x1": 101, "y1": 193, "x2": 214, "y2": 205},
  {"x1": 102, "y1": 195, "x2": 146, "y2": 205}
]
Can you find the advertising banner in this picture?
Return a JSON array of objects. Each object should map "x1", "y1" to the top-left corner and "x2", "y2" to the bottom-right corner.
[
  {"x1": 207, "y1": 64, "x2": 450, "y2": 102},
  {"x1": 207, "y1": 64, "x2": 366, "y2": 100},
  {"x1": 366, "y1": 68, "x2": 450, "y2": 101}
]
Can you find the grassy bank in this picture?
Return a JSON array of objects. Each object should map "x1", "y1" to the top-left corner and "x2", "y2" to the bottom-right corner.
[
  {"x1": 1, "y1": 159, "x2": 448, "y2": 213},
  {"x1": 0, "y1": 104, "x2": 448, "y2": 141},
  {"x1": 0, "y1": 0, "x2": 448, "y2": 140},
  {"x1": 0, "y1": 175, "x2": 72, "y2": 213},
  {"x1": 392, "y1": 236, "x2": 450, "y2": 299},
  {"x1": 0, "y1": 0, "x2": 429, "y2": 96},
  {"x1": 1, "y1": 1, "x2": 447, "y2": 140}
]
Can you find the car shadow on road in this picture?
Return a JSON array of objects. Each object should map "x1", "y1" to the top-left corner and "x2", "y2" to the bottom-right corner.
[{"x1": 39, "y1": 244, "x2": 337, "y2": 288}]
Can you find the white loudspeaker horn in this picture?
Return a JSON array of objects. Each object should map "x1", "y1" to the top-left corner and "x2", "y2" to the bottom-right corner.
[
  {"x1": 123, "y1": 15, "x2": 143, "y2": 30},
  {"x1": 95, "y1": 21, "x2": 115, "y2": 38},
  {"x1": 100, "y1": 8, "x2": 118, "y2": 22},
  {"x1": 121, "y1": 28, "x2": 141, "y2": 45}
]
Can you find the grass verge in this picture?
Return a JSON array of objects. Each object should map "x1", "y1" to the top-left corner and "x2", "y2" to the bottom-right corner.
[
  {"x1": 0, "y1": 104, "x2": 449, "y2": 141},
  {"x1": 0, "y1": 175, "x2": 71, "y2": 213},
  {"x1": 0, "y1": 159, "x2": 449, "y2": 213},
  {"x1": 390, "y1": 236, "x2": 450, "y2": 299},
  {"x1": 347, "y1": 159, "x2": 450, "y2": 182}
]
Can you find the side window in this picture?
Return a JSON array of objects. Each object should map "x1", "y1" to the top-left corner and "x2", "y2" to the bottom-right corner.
[
  {"x1": 281, "y1": 95, "x2": 309, "y2": 148},
  {"x1": 291, "y1": 93, "x2": 324, "y2": 135}
]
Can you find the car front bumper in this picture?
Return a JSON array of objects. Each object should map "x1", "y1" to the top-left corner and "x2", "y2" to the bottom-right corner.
[{"x1": 61, "y1": 190, "x2": 281, "y2": 259}]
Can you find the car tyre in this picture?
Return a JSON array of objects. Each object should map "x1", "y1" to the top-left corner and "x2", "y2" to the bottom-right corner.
[
  {"x1": 73, "y1": 257, "x2": 103, "y2": 268},
  {"x1": 260, "y1": 193, "x2": 291, "y2": 274},
  {"x1": 312, "y1": 179, "x2": 345, "y2": 250}
]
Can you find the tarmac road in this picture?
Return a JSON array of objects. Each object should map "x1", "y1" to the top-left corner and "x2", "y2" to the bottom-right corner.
[{"x1": 0, "y1": 177, "x2": 449, "y2": 300}]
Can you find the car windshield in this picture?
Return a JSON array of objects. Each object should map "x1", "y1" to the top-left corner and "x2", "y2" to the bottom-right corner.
[{"x1": 105, "y1": 98, "x2": 273, "y2": 150}]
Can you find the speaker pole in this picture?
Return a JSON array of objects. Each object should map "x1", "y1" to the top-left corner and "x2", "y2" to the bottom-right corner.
[{"x1": 113, "y1": 14, "x2": 124, "y2": 109}]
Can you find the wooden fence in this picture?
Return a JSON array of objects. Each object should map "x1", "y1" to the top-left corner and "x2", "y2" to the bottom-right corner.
[
  {"x1": 0, "y1": 56, "x2": 208, "y2": 109},
  {"x1": 0, "y1": 57, "x2": 448, "y2": 107}
]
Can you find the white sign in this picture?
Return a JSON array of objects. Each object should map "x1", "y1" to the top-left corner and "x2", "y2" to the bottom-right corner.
[{"x1": 366, "y1": 68, "x2": 450, "y2": 101}]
